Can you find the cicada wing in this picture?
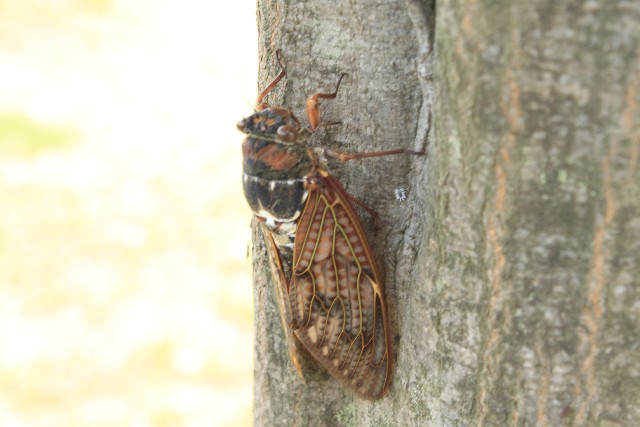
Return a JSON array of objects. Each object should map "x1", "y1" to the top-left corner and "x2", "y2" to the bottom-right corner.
[
  {"x1": 290, "y1": 175, "x2": 393, "y2": 399},
  {"x1": 261, "y1": 226, "x2": 305, "y2": 380}
]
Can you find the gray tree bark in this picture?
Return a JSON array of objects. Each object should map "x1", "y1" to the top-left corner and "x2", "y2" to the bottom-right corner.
[{"x1": 251, "y1": 0, "x2": 640, "y2": 426}]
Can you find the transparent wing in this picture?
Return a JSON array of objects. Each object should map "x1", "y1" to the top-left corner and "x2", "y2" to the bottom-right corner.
[{"x1": 262, "y1": 227, "x2": 304, "y2": 379}]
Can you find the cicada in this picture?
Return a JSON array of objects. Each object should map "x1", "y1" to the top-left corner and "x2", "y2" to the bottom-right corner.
[{"x1": 238, "y1": 54, "x2": 415, "y2": 399}]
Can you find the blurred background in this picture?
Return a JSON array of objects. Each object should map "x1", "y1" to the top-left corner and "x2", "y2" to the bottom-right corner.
[{"x1": 0, "y1": 1, "x2": 255, "y2": 426}]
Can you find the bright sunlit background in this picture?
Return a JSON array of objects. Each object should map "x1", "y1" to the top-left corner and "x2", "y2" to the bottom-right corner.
[{"x1": 0, "y1": 1, "x2": 255, "y2": 426}]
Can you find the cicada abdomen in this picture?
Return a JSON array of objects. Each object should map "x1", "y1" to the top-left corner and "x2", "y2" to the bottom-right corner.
[{"x1": 237, "y1": 53, "x2": 415, "y2": 399}]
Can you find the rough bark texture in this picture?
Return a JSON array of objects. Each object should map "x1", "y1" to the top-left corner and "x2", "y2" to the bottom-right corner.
[{"x1": 252, "y1": 0, "x2": 640, "y2": 426}]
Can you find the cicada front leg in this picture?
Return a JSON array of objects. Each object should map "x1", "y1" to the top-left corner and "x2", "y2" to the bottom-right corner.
[
  {"x1": 255, "y1": 50, "x2": 287, "y2": 108},
  {"x1": 306, "y1": 73, "x2": 348, "y2": 130}
]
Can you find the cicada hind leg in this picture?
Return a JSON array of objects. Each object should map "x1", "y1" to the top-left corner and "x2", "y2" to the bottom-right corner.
[
  {"x1": 324, "y1": 147, "x2": 425, "y2": 161},
  {"x1": 322, "y1": 147, "x2": 425, "y2": 217}
]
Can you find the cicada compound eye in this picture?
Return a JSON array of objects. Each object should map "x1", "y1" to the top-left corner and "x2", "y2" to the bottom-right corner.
[
  {"x1": 236, "y1": 117, "x2": 248, "y2": 131},
  {"x1": 277, "y1": 125, "x2": 298, "y2": 142}
]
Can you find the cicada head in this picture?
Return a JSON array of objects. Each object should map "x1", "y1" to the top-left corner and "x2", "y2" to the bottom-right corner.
[
  {"x1": 239, "y1": 107, "x2": 315, "y2": 175},
  {"x1": 237, "y1": 107, "x2": 309, "y2": 144}
]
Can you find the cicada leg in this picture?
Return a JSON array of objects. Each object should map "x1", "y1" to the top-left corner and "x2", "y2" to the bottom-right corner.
[
  {"x1": 256, "y1": 50, "x2": 287, "y2": 107},
  {"x1": 306, "y1": 73, "x2": 348, "y2": 130},
  {"x1": 324, "y1": 147, "x2": 425, "y2": 162},
  {"x1": 323, "y1": 147, "x2": 425, "y2": 216},
  {"x1": 346, "y1": 192, "x2": 378, "y2": 219}
]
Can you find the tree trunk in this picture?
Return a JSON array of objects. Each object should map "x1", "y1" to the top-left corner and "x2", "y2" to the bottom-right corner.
[{"x1": 252, "y1": 0, "x2": 640, "y2": 426}]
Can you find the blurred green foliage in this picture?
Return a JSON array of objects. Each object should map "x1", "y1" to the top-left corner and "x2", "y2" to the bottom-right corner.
[{"x1": 0, "y1": 113, "x2": 78, "y2": 157}]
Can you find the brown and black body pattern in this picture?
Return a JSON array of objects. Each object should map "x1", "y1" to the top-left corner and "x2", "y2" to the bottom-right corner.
[
  {"x1": 240, "y1": 107, "x2": 314, "y2": 226},
  {"x1": 237, "y1": 58, "x2": 392, "y2": 399}
]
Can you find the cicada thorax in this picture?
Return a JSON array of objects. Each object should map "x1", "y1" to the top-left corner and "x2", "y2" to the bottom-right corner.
[{"x1": 238, "y1": 106, "x2": 318, "y2": 277}]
